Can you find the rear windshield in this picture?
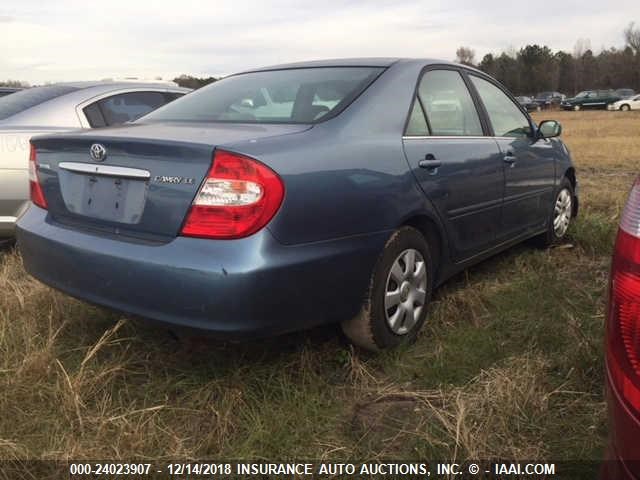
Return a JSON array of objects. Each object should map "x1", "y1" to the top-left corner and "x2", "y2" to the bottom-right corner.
[
  {"x1": 0, "y1": 85, "x2": 79, "y2": 120},
  {"x1": 141, "y1": 67, "x2": 385, "y2": 124}
]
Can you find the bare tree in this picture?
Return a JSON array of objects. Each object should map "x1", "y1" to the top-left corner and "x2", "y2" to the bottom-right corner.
[
  {"x1": 455, "y1": 46, "x2": 476, "y2": 66},
  {"x1": 572, "y1": 38, "x2": 591, "y2": 93},
  {"x1": 624, "y1": 22, "x2": 640, "y2": 54},
  {"x1": 573, "y1": 38, "x2": 591, "y2": 58}
]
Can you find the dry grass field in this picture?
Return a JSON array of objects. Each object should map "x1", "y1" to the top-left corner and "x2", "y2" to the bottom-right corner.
[{"x1": 0, "y1": 110, "x2": 639, "y2": 466}]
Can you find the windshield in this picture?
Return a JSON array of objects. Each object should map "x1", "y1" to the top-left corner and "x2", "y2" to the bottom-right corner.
[
  {"x1": 575, "y1": 91, "x2": 591, "y2": 98},
  {"x1": 0, "y1": 85, "x2": 78, "y2": 120},
  {"x1": 141, "y1": 67, "x2": 385, "y2": 124}
]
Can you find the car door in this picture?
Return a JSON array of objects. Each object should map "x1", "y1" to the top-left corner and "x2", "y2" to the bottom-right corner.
[
  {"x1": 633, "y1": 95, "x2": 640, "y2": 110},
  {"x1": 468, "y1": 74, "x2": 556, "y2": 240},
  {"x1": 402, "y1": 67, "x2": 505, "y2": 261},
  {"x1": 586, "y1": 91, "x2": 605, "y2": 108}
]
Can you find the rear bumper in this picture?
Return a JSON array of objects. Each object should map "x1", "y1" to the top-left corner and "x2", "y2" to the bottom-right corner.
[
  {"x1": 0, "y1": 168, "x2": 29, "y2": 237},
  {"x1": 17, "y1": 206, "x2": 389, "y2": 337},
  {"x1": 0, "y1": 215, "x2": 18, "y2": 238}
]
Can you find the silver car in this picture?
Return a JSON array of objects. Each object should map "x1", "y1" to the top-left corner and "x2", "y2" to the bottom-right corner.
[{"x1": 0, "y1": 81, "x2": 189, "y2": 237}]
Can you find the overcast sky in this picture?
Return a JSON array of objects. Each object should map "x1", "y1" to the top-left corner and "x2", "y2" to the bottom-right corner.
[{"x1": 0, "y1": 0, "x2": 637, "y2": 84}]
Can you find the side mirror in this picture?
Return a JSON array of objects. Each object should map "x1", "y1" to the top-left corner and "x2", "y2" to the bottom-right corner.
[
  {"x1": 239, "y1": 98, "x2": 254, "y2": 108},
  {"x1": 537, "y1": 120, "x2": 562, "y2": 139}
]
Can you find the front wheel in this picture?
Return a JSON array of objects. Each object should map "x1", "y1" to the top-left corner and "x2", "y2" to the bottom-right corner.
[
  {"x1": 341, "y1": 226, "x2": 433, "y2": 351},
  {"x1": 621, "y1": 104, "x2": 631, "y2": 111},
  {"x1": 573, "y1": 105, "x2": 581, "y2": 111},
  {"x1": 535, "y1": 178, "x2": 574, "y2": 247}
]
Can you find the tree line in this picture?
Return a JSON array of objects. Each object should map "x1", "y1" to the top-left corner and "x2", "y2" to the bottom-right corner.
[
  {"x1": 0, "y1": 76, "x2": 218, "y2": 89},
  {"x1": 456, "y1": 22, "x2": 640, "y2": 96},
  {"x1": 0, "y1": 80, "x2": 29, "y2": 88},
  {"x1": 172, "y1": 75, "x2": 218, "y2": 89}
]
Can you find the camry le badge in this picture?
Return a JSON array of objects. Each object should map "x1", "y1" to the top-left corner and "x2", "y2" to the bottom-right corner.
[
  {"x1": 90, "y1": 143, "x2": 107, "y2": 162},
  {"x1": 154, "y1": 175, "x2": 195, "y2": 185}
]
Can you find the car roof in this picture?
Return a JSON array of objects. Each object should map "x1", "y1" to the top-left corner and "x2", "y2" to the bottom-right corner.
[
  {"x1": 36, "y1": 80, "x2": 188, "y2": 90},
  {"x1": 242, "y1": 57, "x2": 464, "y2": 73}
]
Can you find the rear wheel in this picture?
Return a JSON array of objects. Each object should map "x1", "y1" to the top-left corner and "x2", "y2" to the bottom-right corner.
[
  {"x1": 621, "y1": 104, "x2": 631, "y2": 111},
  {"x1": 341, "y1": 226, "x2": 433, "y2": 351}
]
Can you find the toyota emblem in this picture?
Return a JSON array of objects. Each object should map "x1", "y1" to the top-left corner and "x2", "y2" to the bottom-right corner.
[{"x1": 90, "y1": 143, "x2": 107, "y2": 162}]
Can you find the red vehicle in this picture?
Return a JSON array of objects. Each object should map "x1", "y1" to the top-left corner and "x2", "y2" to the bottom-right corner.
[{"x1": 605, "y1": 177, "x2": 640, "y2": 478}]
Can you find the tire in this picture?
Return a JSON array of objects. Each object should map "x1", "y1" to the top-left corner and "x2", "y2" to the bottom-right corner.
[
  {"x1": 341, "y1": 226, "x2": 434, "y2": 351},
  {"x1": 573, "y1": 105, "x2": 580, "y2": 111},
  {"x1": 535, "y1": 177, "x2": 574, "y2": 247},
  {"x1": 621, "y1": 104, "x2": 631, "y2": 111}
]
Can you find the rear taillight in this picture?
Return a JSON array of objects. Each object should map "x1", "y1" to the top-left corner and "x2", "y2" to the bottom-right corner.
[
  {"x1": 180, "y1": 150, "x2": 284, "y2": 239},
  {"x1": 608, "y1": 177, "x2": 640, "y2": 413},
  {"x1": 28, "y1": 143, "x2": 47, "y2": 209}
]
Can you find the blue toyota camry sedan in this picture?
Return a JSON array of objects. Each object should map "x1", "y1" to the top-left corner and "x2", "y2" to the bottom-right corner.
[{"x1": 17, "y1": 58, "x2": 578, "y2": 350}]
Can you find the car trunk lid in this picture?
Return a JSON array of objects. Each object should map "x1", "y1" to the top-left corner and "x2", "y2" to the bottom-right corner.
[{"x1": 31, "y1": 122, "x2": 309, "y2": 241}]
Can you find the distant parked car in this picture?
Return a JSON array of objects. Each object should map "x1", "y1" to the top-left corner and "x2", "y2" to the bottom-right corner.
[
  {"x1": 515, "y1": 96, "x2": 541, "y2": 112},
  {"x1": 561, "y1": 90, "x2": 620, "y2": 110},
  {"x1": 16, "y1": 58, "x2": 578, "y2": 351},
  {"x1": 615, "y1": 88, "x2": 635, "y2": 99},
  {"x1": 603, "y1": 177, "x2": 640, "y2": 479},
  {"x1": 0, "y1": 87, "x2": 23, "y2": 98},
  {"x1": 534, "y1": 91, "x2": 565, "y2": 109},
  {"x1": 0, "y1": 81, "x2": 189, "y2": 238},
  {"x1": 608, "y1": 94, "x2": 640, "y2": 111}
]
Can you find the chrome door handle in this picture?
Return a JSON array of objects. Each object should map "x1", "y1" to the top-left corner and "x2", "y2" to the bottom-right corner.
[
  {"x1": 419, "y1": 159, "x2": 442, "y2": 168},
  {"x1": 503, "y1": 155, "x2": 516, "y2": 165},
  {"x1": 419, "y1": 153, "x2": 441, "y2": 169}
]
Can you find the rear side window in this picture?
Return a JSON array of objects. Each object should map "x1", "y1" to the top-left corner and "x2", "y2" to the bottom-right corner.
[
  {"x1": 0, "y1": 85, "x2": 78, "y2": 120},
  {"x1": 83, "y1": 103, "x2": 107, "y2": 127},
  {"x1": 97, "y1": 91, "x2": 169, "y2": 126},
  {"x1": 470, "y1": 76, "x2": 531, "y2": 138},
  {"x1": 417, "y1": 70, "x2": 483, "y2": 136},
  {"x1": 142, "y1": 67, "x2": 384, "y2": 124},
  {"x1": 405, "y1": 100, "x2": 429, "y2": 136}
]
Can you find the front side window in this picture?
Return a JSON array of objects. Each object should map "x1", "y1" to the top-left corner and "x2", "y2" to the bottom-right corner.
[
  {"x1": 417, "y1": 70, "x2": 483, "y2": 136},
  {"x1": 142, "y1": 67, "x2": 384, "y2": 124},
  {"x1": 470, "y1": 76, "x2": 531, "y2": 138}
]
